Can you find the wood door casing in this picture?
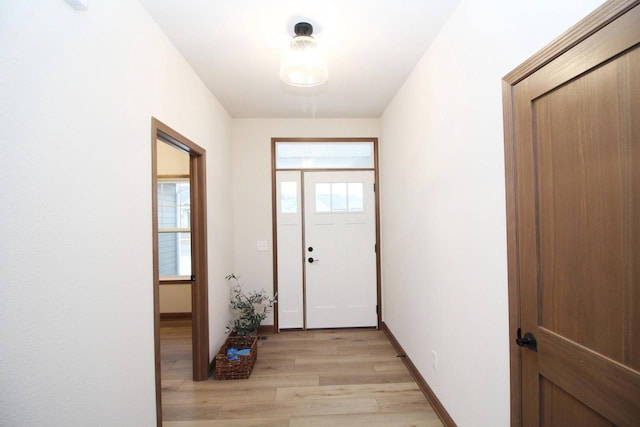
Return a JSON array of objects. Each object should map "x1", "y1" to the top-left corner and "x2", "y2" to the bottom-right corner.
[
  {"x1": 271, "y1": 138, "x2": 383, "y2": 332},
  {"x1": 503, "y1": 1, "x2": 640, "y2": 426},
  {"x1": 151, "y1": 118, "x2": 210, "y2": 427}
]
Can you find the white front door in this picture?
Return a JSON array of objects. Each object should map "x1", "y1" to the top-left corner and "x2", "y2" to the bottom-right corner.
[{"x1": 303, "y1": 171, "x2": 377, "y2": 328}]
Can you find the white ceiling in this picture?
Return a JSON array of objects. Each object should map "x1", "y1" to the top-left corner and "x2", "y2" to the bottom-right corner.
[{"x1": 138, "y1": 0, "x2": 460, "y2": 118}]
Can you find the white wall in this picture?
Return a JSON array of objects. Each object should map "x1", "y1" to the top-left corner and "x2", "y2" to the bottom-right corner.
[
  {"x1": 0, "y1": 1, "x2": 232, "y2": 426},
  {"x1": 159, "y1": 284, "x2": 192, "y2": 313},
  {"x1": 230, "y1": 119, "x2": 380, "y2": 323},
  {"x1": 379, "y1": 1, "x2": 605, "y2": 426},
  {"x1": 157, "y1": 139, "x2": 190, "y2": 176}
]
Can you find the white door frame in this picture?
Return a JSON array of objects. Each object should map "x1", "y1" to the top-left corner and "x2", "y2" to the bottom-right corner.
[{"x1": 271, "y1": 137, "x2": 382, "y2": 331}]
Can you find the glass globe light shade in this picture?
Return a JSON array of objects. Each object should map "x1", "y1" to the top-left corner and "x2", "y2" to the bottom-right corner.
[{"x1": 280, "y1": 35, "x2": 328, "y2": 87}]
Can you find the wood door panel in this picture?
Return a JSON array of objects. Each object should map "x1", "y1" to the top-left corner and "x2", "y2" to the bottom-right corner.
[
  {"x1": 505, "y1": 2, "x2": 640, "y2": 426},
  {"x1": 534, "y1": 52, "x2": 632, "y2": 363},
  {"x1": 525, "y1": 41, "x2": 640, "y2": 425},
  {"x1": 538, "y1": 329, "x2": 640, "y2": 426},
  {"x1": 628, "y1": 37, "x2": 640, "y2": 372},
  {"x1": 540, "y1": 377, "x2": 614, "y2": 427}
]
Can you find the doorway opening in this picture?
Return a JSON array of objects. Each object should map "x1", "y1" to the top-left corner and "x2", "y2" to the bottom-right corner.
[
  {"x1": 271, "y1": 138, "x2": 382, "y2": 331},
  {"x1": 152, "y1": 118, "x2": 210, "y2": 426}
]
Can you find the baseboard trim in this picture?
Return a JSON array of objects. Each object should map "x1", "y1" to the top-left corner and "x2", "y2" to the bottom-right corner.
[
  {"x1": 160, "y1": 312, "x2": 192, "y2": 320},
  {"x1": 381, "y1": 322, "x2": 457, "y2": 427},
  {"x1": 208, "y1": 357, "x2": 216, "y2": 377}
]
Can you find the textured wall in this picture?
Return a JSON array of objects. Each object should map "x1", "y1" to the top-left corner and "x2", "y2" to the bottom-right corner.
[
  {"x1": 380, "y1": 0, "x2": 606, "y2": 425},
  {"x1": 0, "y1": 1, "x2": 232, "y2": 425}
]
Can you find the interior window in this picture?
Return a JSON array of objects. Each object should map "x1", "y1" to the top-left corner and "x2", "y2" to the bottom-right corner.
[{"x1": 157, "y1": 179, "x2": 191, "y2": 278}]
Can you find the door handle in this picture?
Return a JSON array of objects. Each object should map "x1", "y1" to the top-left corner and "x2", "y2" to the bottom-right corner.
[
  {"x1": 308, "y1": 257, "x2": 319, "y2": 263},
  {"x1": 515, "y1": 328, "x2": 538, "y2": 352}
]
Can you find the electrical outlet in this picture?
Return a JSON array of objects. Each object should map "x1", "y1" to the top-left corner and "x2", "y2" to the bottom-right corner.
[{"x1": 432, "y1": 350, "x2": 438, "y2": 371}]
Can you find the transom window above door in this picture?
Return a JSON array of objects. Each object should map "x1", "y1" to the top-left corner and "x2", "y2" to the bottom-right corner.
[{"x1": 275, "y1": 141, "x2": 374, "y2": 169}]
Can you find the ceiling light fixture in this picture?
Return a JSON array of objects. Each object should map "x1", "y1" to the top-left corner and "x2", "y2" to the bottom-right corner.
[{"x1": 280, "y1": 22, "x2": 328, "y2": 87}]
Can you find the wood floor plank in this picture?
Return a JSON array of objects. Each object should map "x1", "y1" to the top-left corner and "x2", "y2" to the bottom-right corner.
[
  {"x1": 161, "y1": 367, "x2": 193, "y2": 380},
  {"x1": 259, "y1": 345, "x2": 338, "y2": 356},
  {"x1": 178, "y1": 375, "x2": 320, "y2": 391},
  {"x1": 337, "y1": 344, "x2": 398, "y2": 356},
  {"x1": 319, "y1": 372, "x2": 414, "y2": 386},
  {"x1": 251, "y1": 360, "x2": 378, "y2": 377},
  {"x1": 294, "y1": 353, "x2": 399, "y2": 365},
  {"x1": 248, "y1": 355, "x2": 298, "y2": 365},
  {"x1": 275, "y1": 383, "x2": 421, "y2": 401},
  {"x1": 377, "y1": 394, "x2": 436, "y2": 413},
  {"x1": 289, "y1": 411, "x2": 444, "y2": 427},
  {"x1": 161, "y1": 378, "x2": 186, "y2": 392},
  {"x1": 307, "y1": 329, "x2": 383, "y2": 341},
  {"x1": 170, "y1": 359, "x2": 193, "y2": 369},
  {"x1": 160, "y1": 322, "x2": 443, "y2": 426},
  {"x1": 217, "y1": 397, "x2": 379, "y2": 419},
  {"x1": 161, "y1": 352, "x2": 191, "y2": 363},
  {"x1": 163, "y1": 388, "x2": 277, "y2": 405},
  {"x1": 164, "y1": 417, "x2": 290, "y2": 427},
  {"x1": 373, "y1": 360, "x2": 411, "y2": 372},
  {"x1": 162, "y1": 403, "x2": 221, "y2": 421}
]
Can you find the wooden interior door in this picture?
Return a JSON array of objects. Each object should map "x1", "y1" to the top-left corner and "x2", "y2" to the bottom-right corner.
[{"x1": 503, "y1": 2, "x2": 640, "y2": 426}]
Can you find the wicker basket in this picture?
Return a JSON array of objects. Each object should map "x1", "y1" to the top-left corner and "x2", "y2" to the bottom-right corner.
[{"x1": 214, "y1": 335, "x2": 258, "y2": 380}]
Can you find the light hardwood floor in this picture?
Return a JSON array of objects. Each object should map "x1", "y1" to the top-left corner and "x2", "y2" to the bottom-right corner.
[{"x1": 160, "y1": 320, "x2": 443, "y2": 427}]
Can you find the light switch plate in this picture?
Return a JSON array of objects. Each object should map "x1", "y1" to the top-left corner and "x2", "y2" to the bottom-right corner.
[{"x1": 257, "y1": 240, "x2": 269, "y2": 251}]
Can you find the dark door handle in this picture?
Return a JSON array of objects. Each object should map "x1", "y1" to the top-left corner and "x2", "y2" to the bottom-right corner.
[
  {"x1": 308, "y1": 257, "x2": 319, "y2": 263},
  {"x1": 516, "y1": 328, "x2": 537, "y2": 352}
]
